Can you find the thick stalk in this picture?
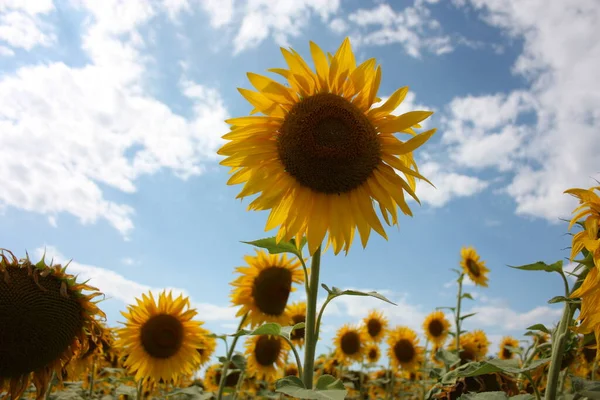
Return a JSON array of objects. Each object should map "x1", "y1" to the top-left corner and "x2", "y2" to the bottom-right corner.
[
  {"x1": 544, "y1": 302, "x2": 575, "y2": 400},
  {"x1": 302, "y1": 246, "x2": 322, "y2": 389},
  {"x1": 455, "y1": 274, "x2": 464, "y2": 352},
  {"x1": 217, "y1": 313, "x2": 248, "y2": 400}
]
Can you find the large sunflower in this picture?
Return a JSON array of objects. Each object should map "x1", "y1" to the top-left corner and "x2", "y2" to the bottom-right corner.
[
  {"x1": 117, "y1": 290, "x2": 205, "y2": 383},
  {"x1": 422, "y1": 310, "x2": 451, "y2": 346},
  {"x1": 197, "y1": 328, "x2": 217, "y2": 367},
  {"x1": 460, "y1": 246, "x2": 489, "y2": 287},
  {"x1": 231, "y1": 250, "x2": 304, "y2": 328},
  {"x1": 363, "y1": 310, "x2": 389, "y2": 343},
  {"x1": 498, "y1": 336, "x2": 520, "y2": 360},
  {"x1": 218, "y1": 37, "x2": 437, "y2": 255},
  {"x1": 335, "y1": 324, "x2": 369, "y2": 363},
  {"x1": 0, "y1": 249, "x2": 105, "y2": 400},
  {"x1": 245, "y1": 334, "x2": 289, "y2": 382},
  {"x1": 287, "y1": 301, "x2": 307, "y2": 347},
  {"x1": 387, "y1": 326, "x2": 424, "y2": 371},
  {"x1": 565, "y1": 186, "x2": 600, "y2": 266},
  {"x1": 571, "y1": 267, "x2": 600, "y2": 339}
]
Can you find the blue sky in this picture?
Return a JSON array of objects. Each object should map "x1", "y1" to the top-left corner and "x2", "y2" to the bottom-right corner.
[{"x1": 1, "y1": 0, "x2": 599, "y2": 366}]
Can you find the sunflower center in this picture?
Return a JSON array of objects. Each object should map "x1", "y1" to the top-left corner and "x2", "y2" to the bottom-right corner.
[
  {"x1": 583, "y1": 347, "x2": 597, "y2": 363},
  {"x1": 341, "y1": 331, "x2": 361, "y2": 355},
  {"x1": 428, "y1": 319, "x2": 444, "y2": 338},
  {"x1": 367, "y1": 318, "x2": 382, "y2": 338},
  {"x1": 0, "y1": 267, "x2": 84, "y2": 378},
  {"x1": 255, "y1": 335, "x2": 281, "y2": 366},
  {"x1": 502, "y1": 347, "x2": 512, "y2": 359},
  {"x1": 466, "y1": 259, "x2": 481, "y2": 277},
  {"x1": 290, "y1": 314, "x2": 306, "y2": 341},
  {"x1": 460, "y1": 346, "x2": 476, "y2": 362},
  {"x1": 216, "y1": 370, "x2": 240, "y2": 387},
  {"x1": 368, "y1": 348, "x2": 378, "y2": 360},
  {"x1": 393, "y1": 339, "x2": 415, "y2": 363},
  {"x1": 140, "y1": 314, "x2": 184, "y2": 359},
  {"x1": 277, "y1": 92, "x2": 381, "y2": 194},
  {"x1": 285, "y1": 365, "x2": 299, "y2": 376},
  {"x1": 252, "y1": 266, "x2": 292, "y2": 316}
]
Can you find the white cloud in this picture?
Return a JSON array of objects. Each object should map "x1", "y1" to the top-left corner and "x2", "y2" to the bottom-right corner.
[
  {"x1": 0, "y1": 44, "x2": 15, "y2": 56},
  {"x1": 464, "y1": 303, "x2": 562, "y2": 332},
  {"x1": 121, "y1": 257, "x2": 137, "y2": 266},
  {"x1": 34, "y1": 246, "x2": 238, "y2": 322},
  {"x1": 162, "y1": 0, "x2": 234, "y2": 27},
  {"x1": 0, "y1": 0, "x2": 229, "y2": 237},
  {"x1": 0, "y1": 0, "x2": 55, "y2": 50}
]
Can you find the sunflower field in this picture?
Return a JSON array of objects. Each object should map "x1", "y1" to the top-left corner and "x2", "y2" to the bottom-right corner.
[{"x1": 1, "y1": 37, "x2": 600, "y2": 400}]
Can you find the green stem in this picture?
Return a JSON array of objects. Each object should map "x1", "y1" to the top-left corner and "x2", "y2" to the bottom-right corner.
[
  {"x1": 282, "y1": 336, "x2": 304, "y2": 379},
  {"x1": 88, "y1": 361, "x2": 96, "y2": 399},
  {"x1": 525, "y1": 372, "x2": 542, "y2": 400},
  {"x1": 232, "y1": 371, "x2": 245, "y2": 400},
  {"x1": 544, "y1": 302, "x2": 576, "y2": 400},
  {"x1": 298, "y1": 256, "x2": 310, "y2": 297},
  {"x1": 592, "y1": 359, "x2": 598, "y2": 381},
  {"x1": 217, "y1": 313, "x2": 248, "y2": 400},
  {"x1": 302, "y1": 246, "x2": 322, "y2": 389},
  {"x1": 136, "y1": 379, "x2": 144, "y2": 400},
  {"x1": 45, "y1": 371, "x2": 57, "y2": 400},
  {"x1": 455, "y1": 274, "x2": 464, "y2": 353}
]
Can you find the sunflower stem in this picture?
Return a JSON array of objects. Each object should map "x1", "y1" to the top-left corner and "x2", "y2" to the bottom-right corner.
[
  {"x1": 454, "y1": 273, "x2": 464, "y2": 355},
  {"x1": 217, "y1": 312, "x2": 248, "y2": 400},
  {"x1": 282, "y1": 336, "x2": 304, "y2": 379},
  {"x1": 524, "y1": 371, "x2": 542, "y2": 400},
  {"x1": 544, "y1": 301, "x2": 575, "y2": 400},
  {"x1": 136, "y1": 379, "x2": 144, "y2": 400},
  {"x1": 232, "y1": 371, "x2": 245, "y2": 400},
  {"x1": 302, "y1": 246, "x2": 321, "y2": 389},
  {"x1": 88, "y1": 360, "x2": 96, "y2": 399},
  {"x1": 45, "y1": 370, "x2": 56, "y2": 400}
]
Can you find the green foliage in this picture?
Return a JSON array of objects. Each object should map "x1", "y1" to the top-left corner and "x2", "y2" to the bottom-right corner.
[
  {"x1": 441, "y1": 358, "x2": 551, "y2": 385},
  {"x1": 526, "y1": 323, "x2": 551, "y2": 334},
  {"x1": 321, "y1": 284, "x2": 396, "y2": 305},
  {"x1": 458, "y1": 393, "x2": 535, "y2": 399},
  {"x1": 508, "y1": 260, "x2": 563, "y2": 274},
  {"x1": 275, "y1": 375, "x2": 347, "y2": 400},
  {"x1": 242, "y1": 236, "x2": 307, "y2": 259},
  {"x1": 230, "y1": 322, "x2": 305, "y2": 341}
]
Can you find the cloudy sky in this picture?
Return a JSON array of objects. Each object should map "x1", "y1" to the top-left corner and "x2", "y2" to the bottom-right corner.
[{"x1": 1, "y1": 0, "x2": 599, "y2": 364}]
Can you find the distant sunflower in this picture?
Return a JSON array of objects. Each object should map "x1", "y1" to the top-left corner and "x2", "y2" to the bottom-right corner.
[
  {"x1": 365, "y1": 343, "x2": 381, "y2": 364},
  {"x1": 203, "y1": 363, "x2": 240, "y2": 393},
  {"x1": 422, "y1": 311, "x2": 451, "y2": 346},
  {"x1": 460, "y1": 247, "x2": 489, "y2": 287},
  {"x1": 0, "y1": 249, "x2": 105, "y2": 400},
  {"x1": 565, "y1": 186, "x2": 600, "y2": 265},
  {"x1": 117, "y1": 290, "x2": 205, "y2": 383},
  {"x1": 470, "y1": 330, "x2": 490, "y2": 359},
  {"x1": 287, "y1": 301, "x2": 307, "y2": 347},
  {"x1": 448, "y1": 334, "x2": 477, "y2": 363},
  {"x1": 245, "y1": 335, "x2": 288, "y2": 382},
  {"x1": 284, "y1": 363, "x2": 299, "y2": 377},
  {"x1": 231, "y1": 250, "x2": 304, "y2": 328},
  {"x1": 197, "y1": 328, "x2": 217, "y2": 367},
  {"x1": 363, "y1": 310, "x2": 388, "y2": 343},
  {"x1": 387, "y1": 326, "x2": 424, "y2": 371},
  {"x1": 498, "y1": 336, "x2": 520, "y2": 360},
  {"x1": 218, "y1": 37, "x2": 437, "y2": 255},
  {"x1": 335, "y1": 324, "x2": 369, "y2": 363}
]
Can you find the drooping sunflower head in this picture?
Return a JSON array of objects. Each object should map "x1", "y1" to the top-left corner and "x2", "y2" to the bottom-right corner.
[
  {"x1": 245, "y1": 334, "x2": 289, "y2": 382},
  {"x1": 362, "y1": 310, "x2": 389, "y2": 343},
  {"x1": 422, "y1": 310, "x2": 451, "y2": 346},
  {"x1": 0, "y1": 249, "x2": 106, "y2": 400},
  {"x1": 498, "y1": 336, "x2": 520, "y2": 360},
  {"x1": 231, "y1": 250, "x2": 304, "y2": 328},
  {"x1": 218, "y1": 37, "x2": 437, "y2": 255},
  {"x1": 460, "y1": 246, "x2": 489, "y2": 287},
  {"x1": 387, "y1": 326, "x2": 423, "y2": 371},
  {"x1": 335, "y1": 324, "x2": 369, "y2": 363},
  {"x1": 116, "y1": 290, "x2": 205, "y2": 383},
  {"x1": 365, "y1": 343, "x2": 381, "y2": 364},
  {"x1": 286, "y1": 301, "x2": 307, "y2": 347},
  {"x1": 565, "y1": 186, "x2": 600, "y2": 265}
]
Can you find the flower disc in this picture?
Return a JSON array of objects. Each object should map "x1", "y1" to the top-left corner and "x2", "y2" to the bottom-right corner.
[
  {"x1": 363, "y1": 310, "x2": 388, "y2": 343},
  {"x1": 422, "y1": 310, "x2": 450, "y2": 346},
  {"x1": 245, "y1": 334, "x2": 288, "y2": 382},
  {"x1": 387, "y1": 326, "x2": 423, "y2": 371},
  {"x1": 334, "y1": 324, "x2": 368, "y2": 363},
  {"x1": 460, "y1": 247, "x2": 489, "y2": 287}
]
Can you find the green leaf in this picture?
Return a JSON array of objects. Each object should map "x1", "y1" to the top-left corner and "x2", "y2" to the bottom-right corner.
[
  {"x1": 275, "y1": 375, "x2": 347, "y2": 400},
  {"x1": 462, "y1": 293, "x2": 474, "y2": 300},
  {"x1": 115, "y1": 384, "x2": 138, "y2": 397},
  {"x1": 526, "y1": 324, "x2": 551, "y2": 334},
  {"x1": 166, "y1": 386, "x2": 213, "y2": 399},
  {"x1": 232, "y1": 322, "x2": 282, "y2": 337},
  {"x1": 324, "y1": 286, "x2": 396, "y2": 305},
  {"x1": 241, "y1": 237, "x2": 304, "y2": 258},
  {"x1": 460, "y1": 312, "x2": 477, "y2": 320},
  {"x1": 231, "y1": 354, "x2": 247, "y2": 371},
  {"x1": 436, "y1": 306, "x2": 456, "y2": 311},
  {"x1": 509, "y1": 395, "x2": 536, "y2": 400},
  {"x1": 315, "y1": 375, "x2": 346, "y2": 391},
  {"x1": 435, "y1": 348, "x2": 460, "y2": 366},
  {"x1": 321, "y1": 283, "x2": 333, "y2": 294},
  {"x1": 508, "y1": 260, "x2": 563, "y2": 273},
  {"x1": 571, "y1": 376, "x2": 600, "y2": 399},
  {"x1": 458, "y1": 393, "x2": 510, "y2": 399},
  {"x1": 280, "y1": 322, "x2": 306, "y2": 340},
  {"x1": 548, "y1": 295, "x2": 576, "y2": 304}
]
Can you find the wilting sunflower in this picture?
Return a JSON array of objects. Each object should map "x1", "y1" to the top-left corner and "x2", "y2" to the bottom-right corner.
[
  {"x1": 287, "y1": 301, "x2": 307, "y2": 347},
  {"x1": 498, "y1": 336, "x2": 520, "y2": 360},
  {"x1": 460, "y1": 247, "x2": 489, "y2": 287},
  {"x1": 245, "y1": 334, "x2": 289, "y2": 382},
  {"x1": 565, "y1": 186, "x2": 600, "y2": 266},
  {"x1": 387, "y1": 326, "x2": 424, "y2": 371},
  {"x1": 203, "y1": 363, "x2": 241, "y2": 392},
  {"x1": 365, "y1": 343, "x2": 381, "y2": 364},
  {"x1": 363, "y1": 310, "x2": 389, "y2": 343},
  {"x1": 231, "y1": 250, "x2": 304, "y2": 328},
  {"x1": 117, "y1": 290, "x2": 205, "y2": 383},
  {"x1": 197, "y1": 328, "x2": 217, "y2": 367},
  {"x1": 571, "y1": 267, "x2": 600, "y2": 342},
  {"x1": 0, "y1": 249, "x2": 105, "y2": 400},
  {"x1": 423, "y1": 310, "x2": 451, "y2": 346},
  {"x1": 218, "y1": 37, "x2": 437, "y2": 255},
  {"x1": 335, "y1": 324, "x2": 369, "y2": 363}
]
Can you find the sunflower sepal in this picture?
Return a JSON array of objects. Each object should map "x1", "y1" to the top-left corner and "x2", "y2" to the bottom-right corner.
[
  {"x1": 241, "y1": 236, "x2": 307, "y2": 259},
  {"x1": 275, "y1": 374, "x2": 347, "y2": 400},
  {"x1": 320, "y1": 284, "x2": 396, "y2": 306}
]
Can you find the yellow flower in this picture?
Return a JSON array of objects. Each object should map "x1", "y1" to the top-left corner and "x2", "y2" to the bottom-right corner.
[
  {"x1": 365, "y1": 343, "x2": 381, "y2": 364},
  {"x1": 460, "y1": 246, "x2": 490, "y2": 287},
  {"x1": 387, "y1": 326, "x2": 424, "y2": 371},
  {"x1": 449, "y1": 330, "x2": 489, "y2": 362},
  {"x1": 422, "y1": 310, "x2": 451, "y2": 346},
  {"x1": 286, "y1": 301, "x2": 307, "y2": 347},
  {"x1": 218, "y1": 37, "x2": 436, "y2": 255},
  {"x1": 245, "y1": 334, "x2": 289, "y2": 382},
  {"x1": 197, "y1": 328, "x2": 217, "y2": 367},
  {"x1": 203, "y1": 363, "x2": 240, "y2": 392},
  {"x1": 334, "y1": 324, "x2": 369, "y2": 363},
  {"x1": 571, "y1": 267, "x2": 600, "y2": 336},
  {"x1": 117, "y1": 290, "x2": 205, "y2": 383},
  {"x1": 363, "y1": 310, "x2": 389, "y2": 343},
  {"x1": 498, "y1": 336, "x2": 520, "y2": 360},
  {"x1": 230, "y1": 250, "x2": 304, "y2": 328},
  {"x1": 284, "y1": 363, "x2": 300, "y2": 377},
  {"x1": 0, "y1": 249, "x2": 105, "y2": 400},
  {"x1": 565, "y1": 186, "x2": 600, "y2": 266},
  {"x1": 470, "y1": 330, "x2": 491, "y2": 359}
]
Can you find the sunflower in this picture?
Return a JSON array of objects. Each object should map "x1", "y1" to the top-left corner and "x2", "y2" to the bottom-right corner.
[
  {"x1": 470, "y1": 330, "x2": 491, "y2": 359},
  {"x1": 245, "y1": 334, "x2": 289, "y2": 382},
  {"x1": 197, "y1": 328, "x2": 217, "y2": 367},
  {"x1": 423, "y1": 310, "x2": 451, "y2": 346},
  {"x1": 571, "y1": 267, "x2": 600, "y2": 340},
  {"x1": 284, "y1": 363, "x2": 299, "y2": 377},
  {"x1": 0, "y1": 249, "x2": 105, "y2": 400},
  {"x1": 218, "y1": 37, "x2": 436, "y2": 255},
  {"x1": 287, "y1": 301, "x2": 307, "y2": 347},
  {"x1": 498, "y1": 336, "x2": 520, "y2": 360},
  {"x1": 448, "y1": 332, "x2": 482, "y2": 363},
  {"x1": 460, "y1": 246, "x2": 489, "y2": 287},
  {"x1": 335, "y1": 324, "x2": 369, "y2": 363},
  {"x1": 363, "y1": 310, "x2": 389, "y2": 343},
  {"x1": 203, "y1": 363, "x2": 240, "y2": 393},
  {"x1": 565, "y1": 186, "x2": 600, "y2": 266},
  {"x1": 365, "y1": 343, "x2": 381, "y2": 364},
  {"x1": 117, "y1": 290, "x2": 205, "y2": 383},
  {"x1": 387, "y1": 326, "x2": 424, "y2": 371},
  {"x1": 231, "y1": 250, "x2": 304, "y2": 328}
]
